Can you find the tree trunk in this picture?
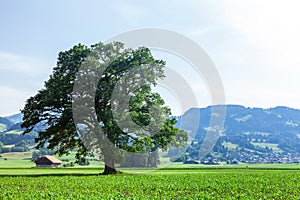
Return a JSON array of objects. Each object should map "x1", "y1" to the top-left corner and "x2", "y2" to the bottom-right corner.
[
  {"x1": 148, "y1": 148, "x2": 159, "y2": 168},
  {"x1": 102, "y1": 154, "x2": 117, "y2": 175},
  {"x1": 102, "y1": 164, "x2": 117, "y2": 175}
]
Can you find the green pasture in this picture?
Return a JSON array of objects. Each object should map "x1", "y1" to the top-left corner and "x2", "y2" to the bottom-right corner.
[
  {"x1": 0, "y1": 168, "x2": 299, "y2": 199},
  {"x1": 1, "y1": 150, "x2": 300, "y2": 170},
  {"x1": 0, "y1": 151, "x2": 300, "y2": 199},
  {"x1": 4, "y1": 130, "x2": 23, "y2": 134},
  {"x1": 0, "y1": 151, "x2": 104, "y2": 169},
  {"x1": 251, "y1": 142, "x2": 282, "y2": 152},
  {"x1": 0, "y1": 152, "x2": 34, "y2": 168}
]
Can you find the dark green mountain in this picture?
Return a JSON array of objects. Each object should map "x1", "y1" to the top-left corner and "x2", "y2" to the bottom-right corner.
[
  {"x1": 176, "y1": 105, "x2": 300, "y2": 163},
  {"x1": 0, "y1": 117, "x2": 13, "y2": 131},
  {"x1": 5, "y1": 113, "x2": 23, "y2": 124},
  {"x1": 177, "y1": 105, "x2": 300, "y2": 134},
  {"x1": 0, "y1": 114, "x2": 36, "y2": 146}
]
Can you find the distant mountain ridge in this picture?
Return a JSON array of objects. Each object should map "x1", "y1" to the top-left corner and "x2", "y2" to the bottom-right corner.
[
  {"x1": 175, "y1": 105, "x2": 300, "y2": 162},
  {"x1": 177, "y1": 105, "x2": 300, "y2": 136},
  {"x1": 0, "y1": 117, "x2": 13, "y2": 129},
  {"x1": 5, "y1": 113, "x2": 23, "y2": 124},
  {"x1": 0, "y1": 113, "x2": 23, "y2": 132},
  {"x1": 0, "y1": 113, "x2": 36, "y2": 147}
]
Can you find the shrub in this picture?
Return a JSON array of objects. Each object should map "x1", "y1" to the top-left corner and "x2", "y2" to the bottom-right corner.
[
  {"x1": 1, "y1": 147, "x2": 11, "y2": 153},
  {"x1": 11, "y1": 146, "x2": 25, "y2": 152}
]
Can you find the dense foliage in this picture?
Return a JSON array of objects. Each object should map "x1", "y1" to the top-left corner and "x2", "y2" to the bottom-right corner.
[{"x1": 21, "y1": 42, "x2": 187, "y2": 174}]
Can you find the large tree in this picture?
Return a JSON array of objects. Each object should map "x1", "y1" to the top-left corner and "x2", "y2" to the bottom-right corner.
[{"x1": 21, "y1": 42, "x2": 187, "y2": 174}]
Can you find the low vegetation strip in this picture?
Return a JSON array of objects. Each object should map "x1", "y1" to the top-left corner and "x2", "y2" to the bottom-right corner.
[
  {"x1": 0, "y1": 169, "x2": 299, "y2": 199},
  {"x1": 0, "y1": 168, "x2": 102, "y2": 176}
]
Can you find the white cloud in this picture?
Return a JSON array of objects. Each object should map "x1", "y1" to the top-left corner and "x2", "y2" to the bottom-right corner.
[
  {"x1": 0, "y1": 52, "x2": 52, "y2": 115},
  {"x1": 0, "y1": 52, "x2": 51, "y2": 77},
  {"x1": 191, "y1": 1, "x2": 300, "y2": 109},
  {"x1": 219, "y1": 0, "x2": 300, "y2": 68},
  {"x1": 0, "y1": 86, "x2": 34, "y2": 116}
]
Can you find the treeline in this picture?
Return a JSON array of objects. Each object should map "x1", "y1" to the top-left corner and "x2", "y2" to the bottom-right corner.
[
  {"x1": 0, "y1": 132, "x2": 37, "y2": 145},
  {"x1": 0, "y1": 140, "x2": 33, "y2": 153}
]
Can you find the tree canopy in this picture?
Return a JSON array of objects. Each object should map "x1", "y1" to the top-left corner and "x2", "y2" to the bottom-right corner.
[{"x1": 21, "y1": 41, "x2": 187, "y2": 174}]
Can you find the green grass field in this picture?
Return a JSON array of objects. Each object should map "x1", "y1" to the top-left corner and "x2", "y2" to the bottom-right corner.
[
  {"x1": 0, "y1": 151, "x2": 103, "y2": 168},
  {"x1": 0, "y1": 151, "x2": 300, "y2": 199},
  {"x1": 0, "y1": 168, "x2": 299, "y2": 199},
  {"x1": 0, "y1": 152, "x2": 34, "y2": 168},
  {"x1": 251, "y1": 142, "x2": 282, "y2": 152}
]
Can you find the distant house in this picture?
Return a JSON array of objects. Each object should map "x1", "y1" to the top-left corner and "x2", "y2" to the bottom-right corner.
[
  {"x1": 201, "y1": 160, "x2": 218, "y2": 165},
  {"x1": 35, "y1": 155, "x2": 62, "y2": 168},
  {"x1": 231, "y1": 160, "x2": 239, "y2": 164}
]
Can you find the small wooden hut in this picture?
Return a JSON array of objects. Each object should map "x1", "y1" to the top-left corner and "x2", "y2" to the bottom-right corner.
[{"x1": 35, "y1": 155, "x2": 62, "y2": 168}]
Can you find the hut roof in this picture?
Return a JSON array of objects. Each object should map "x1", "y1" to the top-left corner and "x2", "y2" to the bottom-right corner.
[{"x1": 36, "y1": 155, "x2": 62, "y2": 164}]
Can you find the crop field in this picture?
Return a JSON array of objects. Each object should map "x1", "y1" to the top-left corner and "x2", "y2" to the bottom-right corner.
[
  {"x1": 1, "y1": 152, "x2": 300, "y2": 199},
  {"x1": 0, "y1": 168, "x2": 300, "y2": 199}
]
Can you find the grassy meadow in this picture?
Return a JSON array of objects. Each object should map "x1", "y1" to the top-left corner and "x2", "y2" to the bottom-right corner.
[
  {"x1": 0, "y1": 168, "x2": 300, "y2": 199},
  {"x1": 0, "y1": 151, "x2": 300, "y2": 199}
]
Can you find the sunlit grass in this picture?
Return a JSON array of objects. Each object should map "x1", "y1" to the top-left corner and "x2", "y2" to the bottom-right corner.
[
  {"x1": 0, "y1": 169, "x2": 299, "y2": 199},
  {"x1": 4, "y1": 130, "x2": 23, "y2": 134}
]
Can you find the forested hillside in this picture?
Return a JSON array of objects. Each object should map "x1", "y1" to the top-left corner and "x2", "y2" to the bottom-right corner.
[{"x1": 175, "y1": 105, "x2": 300, "y2": 163}]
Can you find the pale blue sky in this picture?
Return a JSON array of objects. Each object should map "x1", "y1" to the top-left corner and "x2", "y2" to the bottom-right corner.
[{"x1": 1, "y1": 0, "x2": 300, "y2": 116}]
